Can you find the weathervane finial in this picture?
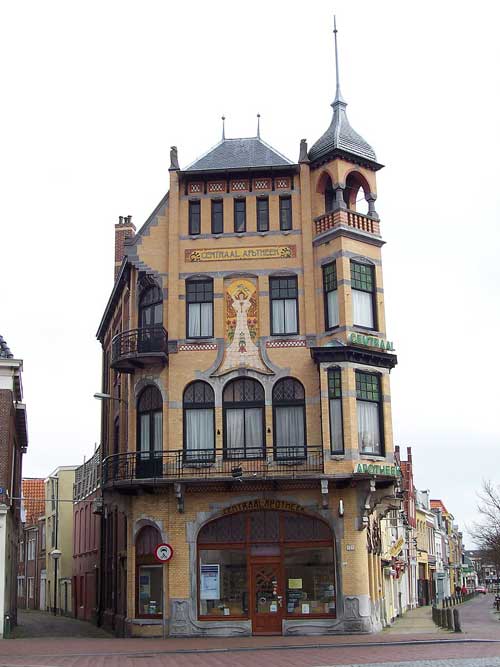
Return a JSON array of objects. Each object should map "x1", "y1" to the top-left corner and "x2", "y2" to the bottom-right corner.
[
  {"x1": 221, "y1": 115, "x2": 226, "y2": 140},
  {"x1": 257, "y1": 113, "x2": 261, "y2": 138},
  {"x1": 333, "y1": 15, "x2": 345, "y2": 105}
]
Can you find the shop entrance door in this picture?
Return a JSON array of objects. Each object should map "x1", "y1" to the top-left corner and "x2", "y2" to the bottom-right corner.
[{"x1": 250, "y1": 561, "x2": 283, "y2": 635}]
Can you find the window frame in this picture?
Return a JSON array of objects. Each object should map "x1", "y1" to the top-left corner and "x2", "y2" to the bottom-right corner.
[
  {"x1": 272, "y1": 377, "x2": 307, "y2": 460},
  {"x1": 327, "y1": 368, "x2": 344, "y2": 454},
  {"x1": 189, "y1": 199, "x2": 201, "y2": 236},
  {"x1": 350, "y1": 260, "x2": 377, "y2": 330},
  {"x1": 322, "y1": 261, "x2": 339, "y2": 331},
  {"x1": 256, "y1": 197, "x2": 269, "y2": 232},
  {"x1": 279, "y1": 195, "x2": 292, "y2": 231},
  {"x1": 222, "y1": 378, "x2": 265, "y2": 460},
  {"x1": 234, "y1": 198, "x2": 246, "y2": 233},
  {"x1": 211, "y1": 199, "x2": 224, "y2": 235},
  {"x1": 355, "y1": 370, "x2": 384, "y2": 456},
  {"x1": 186, "y1": 278, "x2": 214, "y2": 339},
  {"x1": 135, "y1": 526, "x2": 164, "y2": 619},
  {"x1": 139, "y1": 285, "x2": 163, "y2": 329},
  {"x1": 269, "y1": 275, "x2": 299, "y2": 336},
  {"x1": 136, "y1": 386, "x2": 163, "y2": 461},
  {"x1": 183, "y1": 381, "x2": 216, "y2": 463}
]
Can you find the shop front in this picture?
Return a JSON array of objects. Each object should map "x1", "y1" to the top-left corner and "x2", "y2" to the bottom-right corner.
[{"x1": 197, "y1": 509, "x2": 337, "y2": 635}]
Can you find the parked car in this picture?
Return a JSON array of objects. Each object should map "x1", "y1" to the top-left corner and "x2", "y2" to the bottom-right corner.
[{"x1": 475, "y1": 585, "x2": 488, "y2": 594}]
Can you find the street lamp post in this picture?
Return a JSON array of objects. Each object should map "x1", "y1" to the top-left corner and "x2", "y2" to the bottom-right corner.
[{"x1": 50, "y1": 549, "x2": 62, "y2": 616}]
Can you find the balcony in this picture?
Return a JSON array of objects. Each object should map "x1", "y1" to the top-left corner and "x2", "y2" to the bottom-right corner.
[
  {"x1": 314, "y1": 209, "x2": 380, "y2": 238},
  {"x1": 110, "y1": 326, "x2": 168, "y2": 373},
  {"x1": 102, "y1": 446, "x2": 324, "y2": 487}
]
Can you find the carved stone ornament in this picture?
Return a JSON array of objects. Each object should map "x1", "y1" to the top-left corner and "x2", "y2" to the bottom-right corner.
[{"x1": 169, "y1": 145, "x2": 180, "y2": 171}]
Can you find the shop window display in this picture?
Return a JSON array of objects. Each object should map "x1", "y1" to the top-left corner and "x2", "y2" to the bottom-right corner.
[
  {"x1": 284, "y1": 547, "x2": 336, "y2": 615},
  {"x1": 199, "y1": 549, "x2": 248, "y2": 616}
]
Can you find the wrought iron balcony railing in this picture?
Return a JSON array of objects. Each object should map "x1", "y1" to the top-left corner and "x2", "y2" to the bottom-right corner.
[
  {"x1": 110, "y1": 326, "x2": 168, "y2": 372},
  {"x1": 102, "y1": 446, "x2": 324, "y2": 485}
]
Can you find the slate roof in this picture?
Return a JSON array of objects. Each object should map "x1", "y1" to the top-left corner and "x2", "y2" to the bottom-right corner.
[
  {"x1": 185, "y1": 137, "x2": 294, "y2": 172},
  {"x1": 0, "y1": 335, "x2": 13, "y2": 358},
  {"x1": 309, "y1": 96, "x2": 377, "y2": 165},
  {"x1": 22, "y1": 478, "x2": 45, "y2": 525}
]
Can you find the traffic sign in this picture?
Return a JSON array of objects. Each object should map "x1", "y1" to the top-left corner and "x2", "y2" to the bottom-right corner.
[{"x1": 154, "y1": 543, "x2": 174, "y2": 563}]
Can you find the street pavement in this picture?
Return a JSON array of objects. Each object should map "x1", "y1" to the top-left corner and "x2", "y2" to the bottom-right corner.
[{"x1": 1, "y1": 594, "x2": 498, "y2": 667}]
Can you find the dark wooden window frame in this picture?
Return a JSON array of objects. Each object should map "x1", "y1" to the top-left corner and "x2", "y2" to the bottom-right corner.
[
  {"x1": 269, "y1": 275, "x2": 299, "y2": 336},
  {"x1": 279, "y1": 195, "x2": 292, "y2": 231},
  {"x1": 211, "y1": 199, "x2": 224, "y2": 235},
  {"x1": 189, "y1": 200, "x2": 201, "y2": 235},
  {"x1": 137, "y1": 386, "x2": 163, "y2": 458},
  {"x1": 327, "y1": 367, "x2": 344, "y2": 454},
  {"x1": 234, "y1": 198, "x2": 246, "y2": 233},
  {"x1": 135, "y1": 526, "x2": 163, "y2": 619},
  {"x1": 256, "y1": 197, "x2": 269, "y2": 232},
  {"x1": 186, "y1": 278, "x2": 214, "y2": 339},
  {"x1": 322, "y1": 261, "x2": 339, "y2": 331},
  {"x1": 139, "y1": 285, "x2": 163, "y2": 328},
  {"x1": 272, "y1": 377, "x2": 307, "y2": 460},
  {"x1": 183, "y1": 381, "x2": 216, "y2": 463},
  {"x1": 355, "y1": 370, "x2": 384, "y2": 456},
  {"x1": 350, "y1": 260, "x2": 377, "y2": 331},
  {"x1": 222, "y1": 378, "x2": 265, "y2": 460},
  {"x1": 197, "y1": 511, "x2": 336, "y2": 621}
]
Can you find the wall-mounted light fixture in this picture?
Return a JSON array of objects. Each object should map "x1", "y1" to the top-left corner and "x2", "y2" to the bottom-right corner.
[{"x1": 338, "y1": 499, "x2": 344, "y2": 517}]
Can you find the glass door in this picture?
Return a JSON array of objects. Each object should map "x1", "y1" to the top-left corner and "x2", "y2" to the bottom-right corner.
[{"x1": 250, "y1": 561, "x2": 283, "y2": 635}]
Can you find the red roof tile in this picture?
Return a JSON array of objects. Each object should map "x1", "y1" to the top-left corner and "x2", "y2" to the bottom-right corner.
[{"x1": 22, "y1": 478, "x2": 45, "y2": 525}]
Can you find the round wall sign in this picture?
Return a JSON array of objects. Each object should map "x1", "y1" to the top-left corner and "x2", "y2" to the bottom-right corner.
[{"x1": 154, "y1": 543, "x2": 174, "y2": 563}]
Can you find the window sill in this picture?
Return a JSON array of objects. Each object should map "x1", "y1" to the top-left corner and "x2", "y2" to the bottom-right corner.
[
  {"x1": 329, "y1": 453, "x2": 345, "y2": 460},
  {"x1": 359, "y1": 453, "x2": 386, "y2": 461},
  {"x1": 130, "y1": 618, "x2": 163, "y2": 625}
]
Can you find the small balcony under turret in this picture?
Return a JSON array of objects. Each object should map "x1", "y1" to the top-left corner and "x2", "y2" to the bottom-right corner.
[
  {"x1": 314, "y1": 208, "x2": 380, "y2": 240},
  {"x1": 110, "y1": 325, "x2": 168, "y2": 373}
]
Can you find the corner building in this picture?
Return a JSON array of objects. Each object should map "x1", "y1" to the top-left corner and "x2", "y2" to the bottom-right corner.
[{"x1": 97, "y1": 39, "x2": 399, "y2": 636}]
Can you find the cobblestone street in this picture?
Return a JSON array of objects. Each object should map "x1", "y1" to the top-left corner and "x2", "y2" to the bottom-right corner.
[{"x1": 0, "y1": 595, "x2": 499, "y2": 667}]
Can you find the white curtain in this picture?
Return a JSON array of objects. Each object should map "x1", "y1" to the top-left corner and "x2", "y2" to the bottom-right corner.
[
  {"x1": 284, "y1": 298, "x2": 297, "y2": 333},
  {"x1": 275, "y1": 406, "x2": 305, "y2": 458},
  {"x1": 245, "y1": 408, "x2": 263, "y2": 457},
  {"x1": 200, "y1": 302, "x2": 213, "y2": 337},
  {"x1": 188, "y1": 303, "x2": 201, "y2": 337},
  {"x1": 357, "y1": 401, "x2": 381, "y2": 454},
  {"x1": 140, "y1": 414, "x2": 150, "y2": 459},
  {"x1": 327, "y1": 290, "x2": 339, "y2": 328},
  {"x1": 186, "y1": 409, "x2": 214, "y2": 460},
  {"x1": 226, "y1": 409, "x2": 244, "y2": 457},
  {"x1": 329, "y1": 399, "x2": 343, "y2": 452},
  {"x1": 272, "y1": 300, "x2": 285, "y2": 334},
  {"x1": 153, "y1": 412, "x2": 163, "y2": 456},
  {"x1": 352, "y1": 289, "x2": 374, "y2": 328}
]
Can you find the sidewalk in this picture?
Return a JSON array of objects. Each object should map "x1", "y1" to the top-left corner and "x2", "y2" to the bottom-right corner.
[{"x1": 383, "y1": 605, "x2": 446, "y2": 635}]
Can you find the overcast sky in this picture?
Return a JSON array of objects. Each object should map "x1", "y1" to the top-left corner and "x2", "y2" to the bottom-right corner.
[{"x1": 1, "y1": 1, "x2": 498, "y2": 544}]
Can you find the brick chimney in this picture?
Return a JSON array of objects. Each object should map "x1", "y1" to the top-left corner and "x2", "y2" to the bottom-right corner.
[{"x1": 114, "y1": 215, "x2": 135, "y2": 280}]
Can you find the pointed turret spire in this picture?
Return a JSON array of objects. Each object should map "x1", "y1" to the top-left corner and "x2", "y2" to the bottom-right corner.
[{"x1": 308, "y1": 19, "x2": 379, "y2": 167}]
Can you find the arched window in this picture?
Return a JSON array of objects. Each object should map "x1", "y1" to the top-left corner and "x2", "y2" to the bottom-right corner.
[
  {"x1": 135, "y1": 525, "x2": 163, "y2": 618},
  {"x1": 136, "y1": 386, "x2": 163, "y2": 478},
  {"x1": 223, "y1": 378, "x2": 265, "y2": 459},
  {"x1": 183, "y1": 381, "x2": 215, "y2": 463},
  {"x1": 139, "y1": 284, "x2": 163, "y2": 328},
  {"x1": 344, "y1": 172, "x2": 369, "y2": 214},
  {"x1": 273, "y1": 378, "x2": 306, "y2": 460}
]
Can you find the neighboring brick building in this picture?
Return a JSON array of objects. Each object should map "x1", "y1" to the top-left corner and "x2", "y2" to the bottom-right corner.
[
  {"x1": 95, "y1": 26, "x2": 401, "y2": 637},
  {"x1": 17, "y1": 478, "x2": 44, "y2": 610},
  {"x1": 72, "y1": 447, "x2": 101, "y2": 623},
  {"x1": 0, "y1": 336, "x2": 28, "y2": 637}
]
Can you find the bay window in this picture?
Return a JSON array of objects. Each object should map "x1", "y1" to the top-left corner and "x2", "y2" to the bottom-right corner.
[
  {"x1": 351, "y1": 261, "x2": 376, "y2": 329},
  {"x1": 328, "y1": 368, "x2": 343, "y2": 454},
  {"x1": 323, "y1": 261, "x2": 339, "y2": 329},
  {"x1": 356, "y1": 371, "x2": 383, "y2": 455}
]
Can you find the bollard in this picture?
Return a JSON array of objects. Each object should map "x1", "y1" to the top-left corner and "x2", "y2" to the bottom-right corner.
[
  {"x1": 447, "y1": 607, "x2": 453, "y2": 630},
  {"x1": 437, "y1": 608, "x2": 444, "y2": 627},
  {"x1": 453, "y1": 608, "x2": 462, "y2": 633}
]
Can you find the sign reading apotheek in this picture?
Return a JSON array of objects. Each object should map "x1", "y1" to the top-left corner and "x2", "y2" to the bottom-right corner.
[
  {"x1": 185, "y1": 245, "x2": 296, "y2": 263},
  {"x1": 354, "y1": 463, "x2": 401, "y2": 477},
  {"x1": 222, "y1": 499, "x2": 305, "y2": 515},
  {"x1": 349, "y1": 332, "x2": 395, "y2": 352}
]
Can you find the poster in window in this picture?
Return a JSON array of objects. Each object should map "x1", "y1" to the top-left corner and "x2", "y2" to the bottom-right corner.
[{"x1": 200, "y1": 564, "x2": 220, "y2": 600}]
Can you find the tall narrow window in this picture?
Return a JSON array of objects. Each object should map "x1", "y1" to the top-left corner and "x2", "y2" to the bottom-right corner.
[
  {"x1": 270, "y1": 276, "x2": 298, "y2": 335},
  {"x1": 351, "y1": 261, "x2": 376, "y2": 329},
  {"x1": 189, "y1": 200, "x2": 201, "y2": 235},
  {"x1": 279, "y1": 196, "x2": 292, "y2": 231},
  {"x1": 234, "y1": 199, "x2": 246, "y2": 232},
  {"x1": 136, "y1": 526, "x2": 163, "y2": 618},
  {"x1": 211, "y1": 200, "x2": 223, "y2": 234},
  {"x1": 223, "y1": 378, "x2": 265, "y2": 459},
  {"x1": 139, "y1": 285, "x2": 163, "y2": 328},
  {"x1": 256, "y1": 197, "x2": 269, "y2": 232},
  {"x1": 273, "y1": 378, "x2": 306, "y2": 460},
  {"x1": 356, "y1": 371, "x2": 382, "y2": 455},
  {"x1": 328, "y1": 369, "x2": 343, "y2": 453},
  {"x1": 186, "y1": 278, "x2": 213, "y2": 338},
  {"x1": 136, "y1": 386, "x2": 163, "y2": 478},
  {"x1": 323, "y1": 262, "x2": 339, "y2": 329},
  {"x1": 183, "y1": 381, "x2": 215, "y2": 463}
]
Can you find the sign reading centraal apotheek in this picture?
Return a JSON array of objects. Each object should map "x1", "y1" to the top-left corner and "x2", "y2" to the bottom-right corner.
[
  {"x1": 185, "y1": 245, "x2": 296, "y2": 263},
  {"x1": 222, "y1": 499, "x2": 306, "y2": 515},
  {"x1": 354, "y1": 463, "x2": 401, "y2": 477},
  {"x1": 349, "y1": 332, "x2": 395, "y2": 352}
]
